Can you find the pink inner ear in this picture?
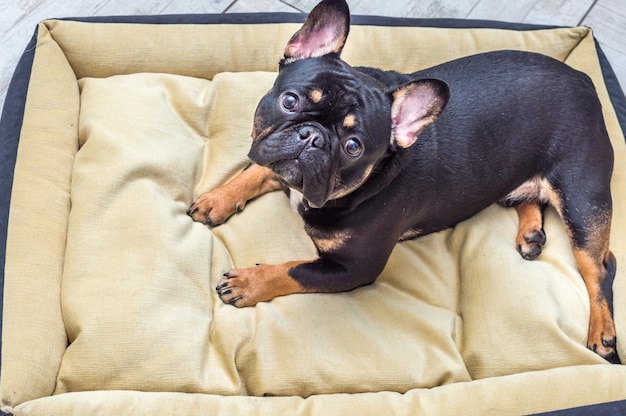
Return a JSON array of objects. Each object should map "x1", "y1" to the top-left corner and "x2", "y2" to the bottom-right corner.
[
  {"x1": 392, "y1": 83, "x2": 442, "y2": 148},
  {"x1": 285, "y1": 39, "x2": 304, "y2": 58},
  {"x1": 393, "y1": 115, "x2": 421, "y2": 148},
  {"x1": 393, "y1": 105, "x2": 423, "y2": 148},
  {"x1": 306, "y1": 26, "x2": 340, "y2": 56},
  {"x1": 285, "y1": 18, "x2": 345, "y2": 59}
]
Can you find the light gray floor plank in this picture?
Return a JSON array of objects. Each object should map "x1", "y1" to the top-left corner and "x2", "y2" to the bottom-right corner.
[
  {"x1": 523, "y1": 0, "x2": 595, "y2": 26},
  {"x1": 0, "y1": 1, "x2": 46, "y2": 37},
  {"x1": 127, "y1": 0, "x2": 230, "y2": 15},
  {"x1": 350, "y1": 0, "x2": 478, "y2": 18},
  {"x1": 582, "y1": 0, "x2": 626, "y2": 53},
  {"x1": 226, "y1": 0, "x2": 301, "y2": 13},
  {"x1": 290, "y1": 0, "x2": 480, "y2": 17},
  {"x1": 466, "y1": 0, "x2": 537, "y2": 22},
  {"x1": 467, "y1": 0, "x2": 595, "y2": 26},
  {"x1": 284, "y1": 0, "x2": 323, "y2": 11}
]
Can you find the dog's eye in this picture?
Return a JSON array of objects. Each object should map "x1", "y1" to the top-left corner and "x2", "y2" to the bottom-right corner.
[
  {"x1": 344, "y1": 139, "x2": 362, "y2": 157},
  {"x1": 280, "y1": 93, "x2": 299, "y2": 112}
]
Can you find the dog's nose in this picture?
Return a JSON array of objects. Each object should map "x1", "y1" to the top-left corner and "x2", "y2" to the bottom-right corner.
[{"x1": 299, "y1": 126, "x2": 325, "y2": 148}]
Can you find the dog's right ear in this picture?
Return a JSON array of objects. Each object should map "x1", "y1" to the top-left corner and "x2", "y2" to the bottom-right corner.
[
  {"x1": 283, "y1": 0, "x2": 350, "y2": 62},
  {"x1": 391, "y1": 79, "x2": 450, "y2": 148}
]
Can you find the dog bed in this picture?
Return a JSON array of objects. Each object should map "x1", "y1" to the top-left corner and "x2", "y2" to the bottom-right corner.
[{"x1": 1, "y1": 12, "x2": 625, "y2": 416}]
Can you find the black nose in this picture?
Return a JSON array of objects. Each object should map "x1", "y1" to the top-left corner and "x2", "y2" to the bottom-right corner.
[{"x1": 299, "y1": 126, "x2": 325, "y2": 148}]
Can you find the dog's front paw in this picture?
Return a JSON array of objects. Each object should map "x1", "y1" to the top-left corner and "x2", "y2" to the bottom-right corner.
[
  {"x1": 187, "y1": 186, "x2": 246, "y2": 226},
  {"x1": 216, "y1": 262, "x2": 306, "y2": 307},
  {"x1": 216, "y1": 266, "x2": 272, "y2": 308}
]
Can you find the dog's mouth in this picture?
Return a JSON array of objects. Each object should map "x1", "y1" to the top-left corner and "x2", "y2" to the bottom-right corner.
[
  {"x1": 270, "y1": 159, "x2": 304, "y2": 189},
  {"x1": 249, "y1": 123, "x2": 336, "y2": 208}
]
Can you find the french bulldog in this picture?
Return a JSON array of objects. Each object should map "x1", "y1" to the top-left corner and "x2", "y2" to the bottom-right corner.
[{"x1": 188, "y1": 0, "x2": 619, "y2": 363}]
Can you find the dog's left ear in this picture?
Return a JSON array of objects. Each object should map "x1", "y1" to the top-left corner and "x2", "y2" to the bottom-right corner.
[
  {"x1": 284, "y1": 0, "x2": 350, "y2": 61},
  {"x1": 391, "y1": 79, "x2": 450, "y2": 148}
]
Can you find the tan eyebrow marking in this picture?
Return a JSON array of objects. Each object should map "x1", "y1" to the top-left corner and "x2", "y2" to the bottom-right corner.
[
  {"x1": 309, "y1": 89, "x2": 323, "y2": 103},
  {"x1": 343, "y1": 114, "x2": 357, "y2": 128}
]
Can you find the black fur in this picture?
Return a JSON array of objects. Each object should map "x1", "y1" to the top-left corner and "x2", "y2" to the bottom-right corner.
[{"x1": 251, "y1": 49, "x2": 613, "y2": 292}]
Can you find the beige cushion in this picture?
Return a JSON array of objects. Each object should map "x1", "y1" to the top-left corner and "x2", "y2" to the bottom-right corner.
[{"x1": 2, "y1": 20, "x2": 625, "y2": 415}]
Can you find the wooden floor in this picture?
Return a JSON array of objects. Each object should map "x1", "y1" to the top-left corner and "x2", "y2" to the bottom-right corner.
[{"x1": 1, "y1": 0, "x2": 625, "y2": 113}]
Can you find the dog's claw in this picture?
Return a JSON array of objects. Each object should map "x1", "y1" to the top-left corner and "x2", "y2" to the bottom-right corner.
[
  {"x1": 593, "y1": 343, "x2": 621, "y2": 364},
  {"x1": 602, "y1": 337, "x2": 617, "y2": 348},
  {"x1": 188, "y1": 187, "x2": 245, "y2": 226},
  {"x1": 518, "y1": 243, "x2": 542, "y2": 260},
  {"x1": 228, "y1": 296, "x2": 243, "y2": 305},
  {"x1": 525, "y1": 229, "x2": 546, "y2": 245}
]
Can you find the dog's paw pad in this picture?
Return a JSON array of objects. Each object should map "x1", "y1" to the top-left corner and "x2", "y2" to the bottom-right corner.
[
  {"x1": 517, "y1": 229, "x2": 546, "y2": 260},
  {"x1": 524, "y1": 229, "x2": 546, "y2": 245}
]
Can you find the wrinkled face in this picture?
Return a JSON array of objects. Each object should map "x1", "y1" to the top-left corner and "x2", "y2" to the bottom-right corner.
[{"x1": 248, "y1": 57, "x2": 392, "y2": 208}]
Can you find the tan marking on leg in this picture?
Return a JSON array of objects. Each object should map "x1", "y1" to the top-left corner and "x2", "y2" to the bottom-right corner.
[
  {"x1": 573, "y1": 248, "x2": 617, "y2": 361},
  {"x1": 549, "y1": 185, "x2": 617, "y2": 361},
  {"x1": 217, "y1": 260, "x2": 313, "y2": 307},
  {"x1": 188, "y1": 164, "x2": 281, "y2": 225},
  {"x1": 510, "y1": 176, "x2": 618, "y2": 361},
  {"x1": 514, "y1": 200, "x2": 545, "y2": 260}
]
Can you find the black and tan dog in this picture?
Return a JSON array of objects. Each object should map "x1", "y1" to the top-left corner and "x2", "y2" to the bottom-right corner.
[{"x1": 188, "y1": 0, "x2": 619, "y2": 362}]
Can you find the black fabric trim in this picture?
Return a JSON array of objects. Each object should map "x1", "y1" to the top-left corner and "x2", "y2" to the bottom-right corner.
[
  {"x1": 532, "y1": 399, "x2": 626, "y2": 415},
  {"x1": 0, "y1": 13, "x2": 624, "y2": 412},
  {"x1": 58, "y1": 11, "x2": 560, "y2": 31},
  {"x1": 594, "y1": 38, "x2": 626, "y2": 140},
  {"x1": 351, "y1": 14, "x2": 560, "y2": 30},
  {"x1": 57, "y1": 12, "x2": 307, "y2": 25}
]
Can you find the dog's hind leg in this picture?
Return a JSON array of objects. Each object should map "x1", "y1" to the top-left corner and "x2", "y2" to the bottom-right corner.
[
  {"x1": 501, "y1": 177, "x2": 548, "y2": 260},
  {"x1": 574, "y1": 243, "x2": 618, "y2": 363},
  {"x1": 513, "y1": 200, "x2": 547, "y2": 260},
  {"x1": 551, "y1": 178, "x2": 619, "y2": 363}
]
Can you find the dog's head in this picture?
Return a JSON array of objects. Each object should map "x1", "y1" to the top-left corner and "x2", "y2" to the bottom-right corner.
[{"x1": 248, "y1": 0, "x2": 449, "y2": 208}]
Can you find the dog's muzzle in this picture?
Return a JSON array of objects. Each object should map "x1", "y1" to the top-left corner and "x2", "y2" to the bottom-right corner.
[{"x1": 248, "y1": 122, "x2": 335, "y2": 208}]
